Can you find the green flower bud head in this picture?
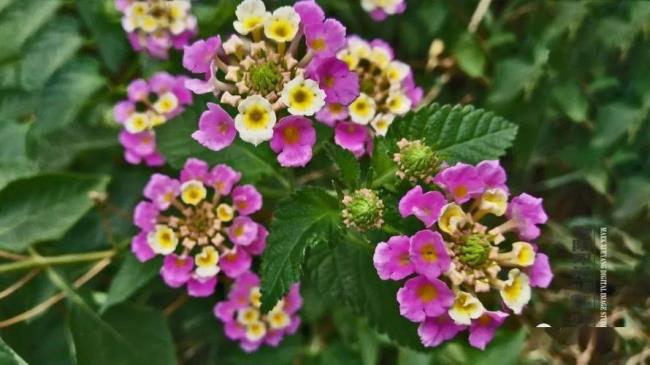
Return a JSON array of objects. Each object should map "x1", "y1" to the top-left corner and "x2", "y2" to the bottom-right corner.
[
  {"x1": 342, "y1": 189, "x2": 384, "y2": 231},
  {"x1": 249, "y1": 62, "x2": 281, "y2": 94},
  {"x1": 458, "y1": 234, "x2": 490, "y2": 267},
  {"x1": 393, "y1": 139, "x2": 440, "y2": 183}
]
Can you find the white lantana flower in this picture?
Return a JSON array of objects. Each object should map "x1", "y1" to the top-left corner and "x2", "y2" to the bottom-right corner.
[
  {"x1": 148, "y1": 225, "x2": 178, "y2": 255},
  {"x1": 233, "y1": 0, "x2": 268, "y2": 35},
  {"x1": 448, "y1": 291, "x2": 486, "y2": 325},
  {"x1": 348, "y1": 93, "x2": 377, "y2": 125},
  {"x1": 370, "y1": 113, "x2": 395, "y2": 136},
  {"x1": 264, "y1": 6, "x2": 300, "y2": 43},
  {"x1": 234, "y1": 95, "x2": 277, "y2": 145},
  {"x1": 280, "y1": 76, "x2": 326, "y2": 116},
  {"x1": 500, "y1": 269, "x2": 532, "y2": 314}
]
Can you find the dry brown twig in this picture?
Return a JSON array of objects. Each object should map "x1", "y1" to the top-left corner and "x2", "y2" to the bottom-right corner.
[{"x1": 0, "y1": 258, "x2": 111, "y2": 328}]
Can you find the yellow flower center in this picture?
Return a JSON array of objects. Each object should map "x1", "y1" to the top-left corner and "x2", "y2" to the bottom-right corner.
[
  {"x1": 416, "y1": 283, "x2": 438, "y2": 303},
  {"x1": 420, "y1": 244, "x2": 438, "y2": 263},
  {"x1": 282, "y1": 126, "x2": 300, "y2": 144},
  {"x1": 288, "y1": 86, "x2": 315, "y2": 112},
  {"x1": 243, "y1": 105, "x2": 271, "y2": 130}
]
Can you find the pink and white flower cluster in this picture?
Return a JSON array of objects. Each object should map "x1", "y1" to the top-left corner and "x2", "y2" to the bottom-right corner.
[
  {"x1": 114, "y1": 73, "x2": 192, "y2": 166},
  {"x1": 329, "y1": 36, "x2": 423, "y2": 156},
  {"x1": 116, "y1": 0, "x2": 197, "y2": 59},
  {"x1": 183, "y1": 0, "x2": 358, "y2": 168},
  {"x1": 373, "y1": 160, "x2": 552, "y2": 349},
  {"x1": 131, "y1": 158, "x2": 267, "y2": 297},
  {"x1": 214, "y1": 272, "x2": 302, "y2": 352},
  {"x1": 361, "y1": 0, "x2": 407, "y2": 21}
]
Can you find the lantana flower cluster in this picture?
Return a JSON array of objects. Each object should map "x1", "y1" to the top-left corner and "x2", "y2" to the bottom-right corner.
[
  {"x1": 373, "y1": 160, "x2": 553, "y2": 349},
  {"x1": 214, "y1": 272, "x2": 302, "y2": 352},
  {"x1": 183, "y1": 0, "x2": 358, "y2": 167},
  {"x1": 116, "y1": 0, "x2": 197, "y2": 59},
  {"x1": 361, "y1": 0, "x2": 407, "y2": 21},
  {"x1": 331, "y1": 36, "x2": 422, "y2": 156},
  {"x1": 131, "y1": 158, "x2": 267, "y2": 297},
  {"x1": 114, "y1": 73, "x2": 192, "y2": 166}
]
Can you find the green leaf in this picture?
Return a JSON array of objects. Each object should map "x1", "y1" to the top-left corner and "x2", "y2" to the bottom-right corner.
[
  {"x1": 387, "y1": 104, "x2": 518, "y2": 164},
  {"x1": 551, "y1": 81, "x2": 588, "y2": 123},
  {"x1": 75, "y1": 0, "x2": 129, "y2": 73},
  {"x1": 0, "y1": 120, "x2": 37, "y2": 189},
  {"x1": 325, "y1": 143, "x2": 360, "y2": 188},
  {"x1": 102, "y1": 255, "x2": 162, "y2": 312},
  {"x1": 0, "y1": 0, "x2": 61, "y2": 63},
  {"x1": 369, "y1": 138, "x2": 397, "y2": 189},
  {"x1": 260, "y1": 187, "x2": 341, "y2": 312},
  {"x1": 156, "y1": 103, "x2": 277, "y2": 183},
  {"x1": 452, "y1": 32, "x2": 486, "y2": 78},
  {"x1": 614, "y1": 177, "x2": 650, "y2": 222},
  {"x1": 308, "y1": 237, "x2": 424, "y2": 350},
  {"x1": 0, "y1": 336, "x2": 28, "y2": 365},
  {"x1": 27, "y1": 57, "x2": 104, "y2": 140},
  {"x1": 69, "y1": 304, "x2": 177, "y2": 365},
  {"x1": 592, "y1": 102, "x2": 647, "y2": 148},
  {"x1": 0, "y1": 174, "x2": 110, "y2": 251},
  {"x1": 27, "y1": 122, "x2": 117, "y2": 171},
  {"x1": 18, "y1": 16, "x2": 83, "y2": 90}
]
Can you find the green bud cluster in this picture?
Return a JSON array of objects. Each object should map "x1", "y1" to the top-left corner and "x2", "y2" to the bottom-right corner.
[
  {"x1": 393, "y1": 139, "x2": 440, "y2": 183},
  {"x1": 342, "y1": 189, "x2": 384, "y2": 232},
  {"x1": 249, "y1": 62, "x2": 281, "y2": 94},
  {"x1": 458, "y1": 234, "x2": 491, "y2": 267}
]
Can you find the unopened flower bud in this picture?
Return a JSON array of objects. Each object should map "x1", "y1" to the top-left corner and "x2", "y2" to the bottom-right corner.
[
  {"x1": 342, "y1": 189, "x2": 384, "y2": 231},
  {"x1": 393, "y1": 139, "x2": 440, "y2": 183}
]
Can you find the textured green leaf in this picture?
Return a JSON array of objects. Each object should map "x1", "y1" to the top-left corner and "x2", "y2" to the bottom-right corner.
[
  {"x1": 370, "y1": 138, "x2": 397, "y2": 189},
  {"x1": 0, "y1": 174, "x2": 110, "y2": 251},
  {"x1": 69, "y1": 304, "x2": 177, "y2": 365},
  {"x1": 592, "y1": 102, "x2": 646, "y2": 148},
  {"x1": 260, "y1": 187, "x2": 341, "y2": 312},
  {"x1": 0, "y1": 120, "x2": 37, "y2": 189},
  {"x1": 387, "y1": 104, "x2": 518, "y2": 164},
  {"x1": 0, "y1": 0, "x2": 61, "y2": 62},
  {"x1": 75, "y1": 0, "x2": 129, "y2": 73},
  {"x1": 325, "y1": 143, "x2": 360, "y2": 188},
  {"x1": 0, "y1": 336, "x2": 28, "y2": 365},
  {"x1": 27, "y1": 122, "x2": 117, "y2": 170},
  {"x1": 156, "y1": 103, "x2": 277, "y2": 183},
  {"x1": 308, "y1": 237, "x2": 424, "y2": 350},
  {"x1": 28, "y1": 57, "x2": 104, "y2": 139},
  {"x1": 19, "y1": 16, "x2": 83, "y2": 90},
  {"x1": 102, "y1": 255, "x2": 162, "y2": 312}
]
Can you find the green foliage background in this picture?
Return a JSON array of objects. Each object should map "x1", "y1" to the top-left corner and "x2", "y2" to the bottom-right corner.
[{"x1": 0, "y1": 0, "x2": 648, "y2": 364}]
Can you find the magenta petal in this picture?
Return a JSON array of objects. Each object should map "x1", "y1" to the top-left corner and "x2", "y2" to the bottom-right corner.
[
  {"x1": 418, "y1": 314, "x2": 466, "y2": 347},
  {"x1": 409, "y1": 230, "x2": 451, "y2": 281},
  {"x1": 192, "y1": 103, "x2": 236, "y2": 151},
  {"x1": 373, "y1": 235, "x2": 414, "y2": 280},
  {"x1": 187, "y1": 275, "x2": 217, "y2": 297},
  {"x1": 528, "y1": 253, "x2": 553, "y2": 288},
  {"x1": 131, "y1": 231, "x2": 155, "y2": 262},
  {"x1": 399, "y1": 186, "x2": 446, "y2": 227},
  {"x1": 468, "y1": 311, "x2": 508, "y2": 350},
  {"x1": 183, "y1": 36, "x2": 221, "y2": 74}
]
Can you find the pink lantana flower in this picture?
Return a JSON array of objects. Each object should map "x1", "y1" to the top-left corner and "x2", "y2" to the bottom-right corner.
[
  {"x1": 433, "y1": 163, "x2": 485, "y2": 204},
  {"x1": 397, "y1": 275, "x2": 454, "y2": 322},
  {"x1": 213, "y1": 271, "x2": 302, "y2": 352},
  {"x1": 373, "y1": 235, "x2": 414, "y2": 281},
  {"x1": 373, "y1": 160, "x2": 553, "y2": 349},
  {"x1": 468, "y1": 311, "x2": 509, "y2": 350},
  {"x1": 182, "y1": 0, "x2": 352, "y2": 168},
  {"x1": 129, "y1": 159, "x2": 266, "y2": 298},
  {"x1": 409, "y1": 230, "x2": 451, "y2": 281},
  {"x1": 361, "y1": 0, "x2": 407, "y2": 21},
  {"x1": 329, "y1": 35, "x2": 422, "y2": 156},
  {"x1": 398, "y1": 186, "x2": 446, "y2": 227},
  {"x1": 114, "y1": 73, "x2": 192, "y2": 166},
  {"x1": 418, "y1": 314, "x2": 466, "y2": 347},
  {"x1": 269, "y1": 116, "x2": 317, "y2": 167},
  {"x1": 116, "y1": 0, "x2": 197, "y2": 59}
]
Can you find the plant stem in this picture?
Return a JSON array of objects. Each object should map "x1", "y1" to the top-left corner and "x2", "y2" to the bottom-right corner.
[{"x1": 0, "y1": 250, "x2": 116, "y2": 274}]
